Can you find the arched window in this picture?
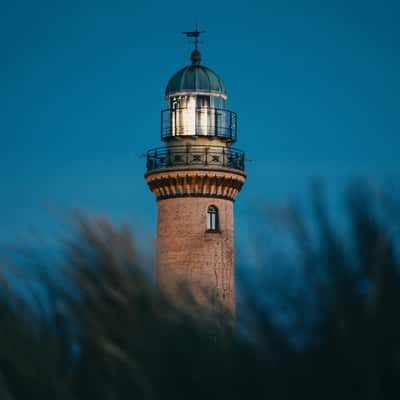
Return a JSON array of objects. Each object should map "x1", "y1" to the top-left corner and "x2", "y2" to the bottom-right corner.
[{"x1": 207, "y1": 205, "x2": 219, "y2": 232}]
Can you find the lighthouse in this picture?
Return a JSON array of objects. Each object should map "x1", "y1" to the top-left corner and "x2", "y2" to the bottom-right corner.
[{"x1": 145, "y1": 30, "x2": 246, "y2": 317}]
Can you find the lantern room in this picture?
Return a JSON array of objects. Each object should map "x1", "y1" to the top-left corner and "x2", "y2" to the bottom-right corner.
[{"x1": 161, "y1": 49, "x2": 237, "y2": 142}]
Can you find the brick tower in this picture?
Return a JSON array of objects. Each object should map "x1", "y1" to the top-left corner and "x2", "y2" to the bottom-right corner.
[{"x1": 145, "y1": 31, "x2": 246, "y2": 316}]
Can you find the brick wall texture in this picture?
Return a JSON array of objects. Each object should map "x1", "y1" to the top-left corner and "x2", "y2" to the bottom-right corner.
[{"x1": 157, "y1": 197, "x2": 235, "y2": 314}]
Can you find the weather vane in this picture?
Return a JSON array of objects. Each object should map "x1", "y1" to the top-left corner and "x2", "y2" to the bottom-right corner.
[{"x1": 183, "y1": 24, "x2": 206, "y2": 50}]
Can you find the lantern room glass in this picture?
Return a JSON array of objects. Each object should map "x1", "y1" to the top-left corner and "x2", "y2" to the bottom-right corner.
[{"x1": 168, "y1": 95, "x2": 226, "y2": 137}]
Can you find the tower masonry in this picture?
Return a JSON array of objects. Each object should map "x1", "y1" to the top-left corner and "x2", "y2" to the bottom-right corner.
[{"x1": 145, "y1": 35, "x2": 246, "y2": 316}]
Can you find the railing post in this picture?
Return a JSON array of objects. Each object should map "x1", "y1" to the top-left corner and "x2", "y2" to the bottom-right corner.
[
  {"x1": 230, "y1": 112, "x2": 234, "y2": 142},
  {"x1": 235, "y1": 113, "x2": 237, "y2": 142},
  {"x1": 186, "y1": 144, "x2": 189, "y2": 165},
  {"x1": 205, "y1": 147, "x2": 208, "y2": 166},
  {"x1": 160, "y1": 111, "x2": 163, "y2": 140}
]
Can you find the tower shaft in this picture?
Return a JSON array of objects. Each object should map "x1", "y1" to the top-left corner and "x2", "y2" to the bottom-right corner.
[
  {"x1": 157, "y1": 197, "x2": 234, "y2": 312},
  {"x1": 145, "y1": 167, "x2": 246, "y2": 315}
]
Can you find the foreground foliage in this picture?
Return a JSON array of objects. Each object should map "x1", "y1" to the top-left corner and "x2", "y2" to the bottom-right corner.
[{"x1": 0, "y1": 185, "x2": 399, "y2": 399}]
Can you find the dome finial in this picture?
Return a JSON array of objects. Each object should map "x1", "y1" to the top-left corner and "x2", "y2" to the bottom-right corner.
[
  {"x1": 183, "y1": 25, "x2": 205, "y2": 65},
  {"x1": 190, "y1": 49, "x2": 201, "y2": 65}
]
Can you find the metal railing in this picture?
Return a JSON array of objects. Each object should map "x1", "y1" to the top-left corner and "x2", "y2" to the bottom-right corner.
[
  {"x1": 146, "y1": 145, "x2": 245, "y2": 172},
  {"x1": 161, "y1": 108, "x2": 237, "y2": 142}
]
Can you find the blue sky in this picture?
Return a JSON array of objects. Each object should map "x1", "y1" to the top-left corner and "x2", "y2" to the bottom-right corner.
[{"x1": 1, "y1": 0, "x2": 399, "y2": 248}]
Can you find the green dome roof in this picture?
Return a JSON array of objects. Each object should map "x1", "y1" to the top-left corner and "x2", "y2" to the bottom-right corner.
[{"x1": 165, "y1": 50, "x2": 226, "y2": 97}]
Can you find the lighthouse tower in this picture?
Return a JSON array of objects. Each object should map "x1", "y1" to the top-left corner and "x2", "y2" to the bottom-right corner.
[{"x1": 145, "y1": 31, "x2": 246, "y2": 316}]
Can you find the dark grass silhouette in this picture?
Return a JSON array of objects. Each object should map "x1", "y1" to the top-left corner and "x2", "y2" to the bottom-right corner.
[{"x1": 0, "y1": 183, "x2": 399, "y2": 399}]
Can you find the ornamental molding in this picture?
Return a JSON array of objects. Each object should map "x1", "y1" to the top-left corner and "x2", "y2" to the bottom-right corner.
[{"x1": 145, "y1": 168, "x2": 246, "y2": 202}]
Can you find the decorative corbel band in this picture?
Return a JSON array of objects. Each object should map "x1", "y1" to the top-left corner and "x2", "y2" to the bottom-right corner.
[{"x1": 145, "y1": 167, "x2": 246, "y2": 202}]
